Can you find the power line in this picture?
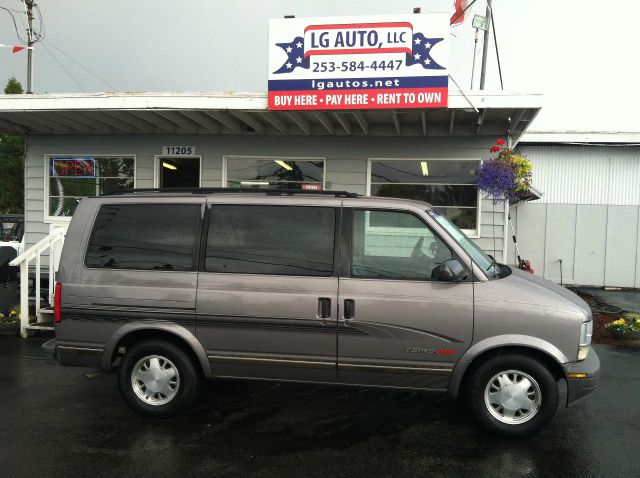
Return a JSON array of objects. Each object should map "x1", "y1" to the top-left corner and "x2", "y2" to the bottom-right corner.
[
  {"x1": 43, "y1": 39, "x2": 118, "y2": 90},
  {"x1": 489, "y1": 5, "x2": 504, "y2": 90},
  {"x1": 0, "y1": 6, "x2": 28, "y2": 44},
  {"x1": 40, "y1": 40, "x2": 86, "y2": 92},
  {"x1": 33, "y1": 3, "x2": 44, "y2": 40},
  {"x1": 0, "y1": 5, "x2": 25, "y2": 14}
]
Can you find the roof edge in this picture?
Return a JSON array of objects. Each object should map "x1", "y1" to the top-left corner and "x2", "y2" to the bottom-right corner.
[
  {"x1": 0, "y1": 90, "x2": 543, "y2": 112},
  {"x1": 521, "y1": 131, "x2": 640, "y2": 144}
]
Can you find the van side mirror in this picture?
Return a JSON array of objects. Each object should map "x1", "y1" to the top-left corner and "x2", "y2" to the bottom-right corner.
[{"x1": 437, "y1": 259, "x2": 468, "y2": 282}]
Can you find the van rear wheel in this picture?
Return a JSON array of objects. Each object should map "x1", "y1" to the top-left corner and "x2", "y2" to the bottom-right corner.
[
  {"x1": 118, "y1": 340, "x2": 201, "y2": 418},
  {"x1": 467, "y1": 354, "x2": 559, "y2": 437}
]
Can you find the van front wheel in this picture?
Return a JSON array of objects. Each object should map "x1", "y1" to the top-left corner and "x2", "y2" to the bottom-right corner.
[
  {"x1": 467, "y1": 354, "x2": 559, "y2": 437},
  {"x1": 118, "y1": 340, "x2": 201, "y2": 418}
]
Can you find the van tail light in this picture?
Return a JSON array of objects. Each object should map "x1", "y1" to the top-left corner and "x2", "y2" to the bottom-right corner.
[{"x1": 54, "y1": 283, "x2": 62, "y2": 323}]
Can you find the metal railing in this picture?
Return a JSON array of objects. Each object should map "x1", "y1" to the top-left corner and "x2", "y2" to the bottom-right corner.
[{"x1": 9, "y1": 229, "x2": 65, "y2": 337}]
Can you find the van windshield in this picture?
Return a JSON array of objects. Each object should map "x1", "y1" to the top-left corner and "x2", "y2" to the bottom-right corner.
[{"x1": 431, "y1": 211, "x2": 500, "y2": 278}]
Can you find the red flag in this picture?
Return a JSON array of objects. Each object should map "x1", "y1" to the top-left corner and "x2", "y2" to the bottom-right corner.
[
  {"x1": 12, "y1": 46, "x2": 25, "y2": 53},
  {"x1": 450, "y1": 0, "x2": 470, "y2": 26}
]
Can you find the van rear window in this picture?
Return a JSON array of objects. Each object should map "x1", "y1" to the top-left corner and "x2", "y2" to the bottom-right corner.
[
  {"x1": 206, "y1": 205, "x2": 335, "y2": 276},
  {"x1": 85, "y1": 204, "x2": 200, "y2": 271}
]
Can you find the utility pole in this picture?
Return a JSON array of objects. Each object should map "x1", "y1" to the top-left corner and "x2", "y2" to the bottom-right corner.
[
  {"x1": 26, "y1": 0, "x2": 35, "y2": 94},
  {"x1": 479, "y1": 0, "x2": 492, "y2": 90}
]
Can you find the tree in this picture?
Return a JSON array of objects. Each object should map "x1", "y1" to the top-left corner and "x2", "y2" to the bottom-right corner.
[
  {"x1": 0, "y1": 77, "x2": 25, "y2": 214},
  {"x1": 4, "y1": 77, "x2": 23, "y2": 94}
]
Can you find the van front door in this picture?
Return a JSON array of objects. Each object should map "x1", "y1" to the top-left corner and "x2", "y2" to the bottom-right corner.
[
  {"x1": 196, "y1": 200, "x2": 340, "y2": 382},
  {"x1": 337, "y1": 207, "x2": 474, "y2": 390}
]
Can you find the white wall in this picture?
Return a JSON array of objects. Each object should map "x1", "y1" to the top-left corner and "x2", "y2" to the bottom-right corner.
[
  {"x1": 509, "y1": 145, "x2": 640, "y2": 287},
  {"x1": 520, "y1": 145, "x2": 640, "y2": 205}
]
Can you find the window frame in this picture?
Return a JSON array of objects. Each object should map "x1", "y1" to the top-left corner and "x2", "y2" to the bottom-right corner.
[
  {"x1": 222, "y1": 155, "x2": 326, "y2": 189},
  {"x1": 153, "y1": 155, "x2": 202, "y2": 188},
  {"x1": 341, "y1": 207, "x2": 472, "y2": 283},
  {"x1": 44, "y1": 154, "x2": 137, "y2": 223},
  {"x1": 83, "y1": 202, "x2": 203, "y2": 272},
  {"x1": 366, "y1": 157, "x2": 482, "y2": 238},
  {"x1": 200, "y1": 203, "x2": 340, "y2": 278}
]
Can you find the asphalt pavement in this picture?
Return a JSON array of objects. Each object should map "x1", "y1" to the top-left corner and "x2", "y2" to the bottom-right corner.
[
  {"x1": 0, "y1": 336, "x2": 638, "y2": 478},
  {"x1": 576, "y1": 287, "x2": 640, "y2": 313}
]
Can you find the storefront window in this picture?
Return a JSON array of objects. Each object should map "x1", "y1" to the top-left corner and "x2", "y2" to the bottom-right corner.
[
  {"x1": 225, "y1": 157, "x2": 324, "y2": 190},
  {"x1": 369, "y1": 159, "x2": 479, "y2": 231},
  {"x1": 48, "y1": 156, "x2": 135, "y2": 217}
]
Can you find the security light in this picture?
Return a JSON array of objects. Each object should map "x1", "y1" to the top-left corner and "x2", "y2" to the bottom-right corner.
[
  {"x1": 472, "y1": 14, "x2": 488, "y2": 31},
  {"x1": 421, "y1": 161, "x2": 429, "y2": 176},
  {"x1": 162, "y1": 161, "x2": 177, "y2": 170}
]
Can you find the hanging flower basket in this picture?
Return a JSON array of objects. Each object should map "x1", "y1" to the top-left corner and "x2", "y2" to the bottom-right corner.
[{"x1": 477, "y1": 138, "x2": 533, "y2": 203}]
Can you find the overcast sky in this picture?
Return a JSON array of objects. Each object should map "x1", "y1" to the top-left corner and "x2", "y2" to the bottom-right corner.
[{"x1": 1, "y1": 0, "x2": 639, "y2": 132}]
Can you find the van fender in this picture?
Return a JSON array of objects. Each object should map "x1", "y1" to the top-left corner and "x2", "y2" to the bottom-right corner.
[
  {"x1": 447, "y1": 334, "x2": 570, "y2": 400},
  {"x1": 101, "y1": 322, "x2": 213, "y2": 378}
]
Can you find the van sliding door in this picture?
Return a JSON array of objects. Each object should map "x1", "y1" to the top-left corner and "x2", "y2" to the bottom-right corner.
[{"x1": 196, "y1": 199, "x2": 340, "y2": 383}]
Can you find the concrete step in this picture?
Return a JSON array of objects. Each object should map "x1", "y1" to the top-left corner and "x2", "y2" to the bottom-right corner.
[{"x1": 24, "y1": 323, "x2": 54, "y2": 331}]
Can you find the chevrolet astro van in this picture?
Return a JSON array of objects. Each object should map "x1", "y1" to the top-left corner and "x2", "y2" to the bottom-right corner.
[{"x1": 44, "y1": 189, "x2": 599, "y2": 436}]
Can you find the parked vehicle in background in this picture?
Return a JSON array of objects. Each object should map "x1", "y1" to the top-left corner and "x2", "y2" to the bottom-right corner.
[
  {"x1": 0, "y1": 214, "x2": 24, "y2": 282},
  {"x1": 42, "y1": 189, "x2": 599, "y2": 437},
  {"x1": 0, "y1": 214, "x2": 24, "y2": 250}
]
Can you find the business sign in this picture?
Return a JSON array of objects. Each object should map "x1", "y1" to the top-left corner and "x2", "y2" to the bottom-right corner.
[
  {"x1": 52, "y1": 158, "x2": 96, "y2": 178},
  {"x1": 268, "y1": 13, "x2": 449, "y2": 111}
]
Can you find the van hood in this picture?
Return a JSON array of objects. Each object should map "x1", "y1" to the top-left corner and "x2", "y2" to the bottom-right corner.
[{"x1": 502, "y1": 267, "x2": 591, "y2": 318}]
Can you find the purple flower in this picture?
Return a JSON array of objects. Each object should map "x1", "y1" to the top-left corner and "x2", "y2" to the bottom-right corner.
[{"x1": 477, "y1": 159, "x2": 518, "y2": 203}]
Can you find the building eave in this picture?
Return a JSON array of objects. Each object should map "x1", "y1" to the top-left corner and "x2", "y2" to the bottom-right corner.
[{"x1": 0, "y1": 90, "x2": 542, "y2": 140}]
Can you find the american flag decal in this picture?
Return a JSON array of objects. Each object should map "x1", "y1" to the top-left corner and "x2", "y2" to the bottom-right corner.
[
  {"x1": 273, "y1": 37, "x2": 311, "y2": 74},
  {"x1": 405, "y1": 34, "x2": 445, "y2": 70}
]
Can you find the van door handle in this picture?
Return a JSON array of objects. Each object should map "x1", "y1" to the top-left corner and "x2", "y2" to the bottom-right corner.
[
  {"x1": 344, "y1": 299, "x2": 355, "y2": 320},
  {"x1": 317, "y1": 298, "x2": 331, "y2": 320}
]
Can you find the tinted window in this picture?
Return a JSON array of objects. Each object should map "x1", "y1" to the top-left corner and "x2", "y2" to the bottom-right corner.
[
  {"x1": 206, "y1": 205, "x2": 335, "y2": 276},
  {"x1": 85, "y1": 204, "x2": 200, "y2": 271},
  {"x1": 351, "y1": 209, "x2": 454, "y2": 280}
]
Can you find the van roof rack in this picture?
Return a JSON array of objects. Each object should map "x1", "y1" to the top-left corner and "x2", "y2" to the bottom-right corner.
[{"x1": 105, "y1": 187, "x2": 360, "y2": 198}]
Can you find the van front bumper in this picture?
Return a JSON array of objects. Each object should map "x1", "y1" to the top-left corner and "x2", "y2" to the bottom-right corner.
[
  {"x1": 563, "y1": 347, "x2": 600, "y2": 405},
  {"x1": 41, "y1": 339, "x2": 103, "y2": 368}
]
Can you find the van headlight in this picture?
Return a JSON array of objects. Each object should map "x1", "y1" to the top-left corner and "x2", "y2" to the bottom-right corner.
[{"x1": 578, "y1": 320, "x2": 593, "y2": 361}]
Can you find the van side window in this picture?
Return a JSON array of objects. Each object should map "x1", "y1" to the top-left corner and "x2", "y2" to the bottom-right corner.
[
  {"x1": 206, "y1": 205, "x2": 335, "y2": 276},
  {"x1": 85, "y1": 204, "x2": 200, "y2": 271},
  {"x1": 351, "y1": 209, "x2": 454, "y2": 280}
]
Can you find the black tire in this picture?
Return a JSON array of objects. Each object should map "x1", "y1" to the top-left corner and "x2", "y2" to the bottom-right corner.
[
  {"x1": 118, "y1": 340, "x2": 202, "y2": 418},
  {"x1": 467, "y1": 354, "x2": 559, "y2": 437}
]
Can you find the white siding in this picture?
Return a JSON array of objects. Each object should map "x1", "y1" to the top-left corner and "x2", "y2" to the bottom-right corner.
[
  {"x1": 508, "y1": 145, "x2": 640, "y2": 287},
  {"x1": 509, "y1": 203, "x2": 640, "y2": 288},
  {"x1": 520, "y1": 145, "x2": 640, "y2": 205}
]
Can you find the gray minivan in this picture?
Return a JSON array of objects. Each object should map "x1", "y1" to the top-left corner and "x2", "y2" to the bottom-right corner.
[{"x1": 46, "y1": 189, "x2": 599, "y2": 436}]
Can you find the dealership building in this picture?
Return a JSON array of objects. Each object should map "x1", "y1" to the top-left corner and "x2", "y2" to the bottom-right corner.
[{"x1": 2, "y1": 89, "x2": 640, "y2": 294}]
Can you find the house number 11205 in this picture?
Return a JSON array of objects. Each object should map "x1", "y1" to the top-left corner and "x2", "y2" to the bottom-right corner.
[{"x1": 162, "y1": 146, "x2": 195, "y2": 156}]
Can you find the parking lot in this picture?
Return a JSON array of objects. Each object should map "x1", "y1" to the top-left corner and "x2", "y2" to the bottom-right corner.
[{"x1": 1, "y1": 336, "x2": 638, "y2": 478}]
